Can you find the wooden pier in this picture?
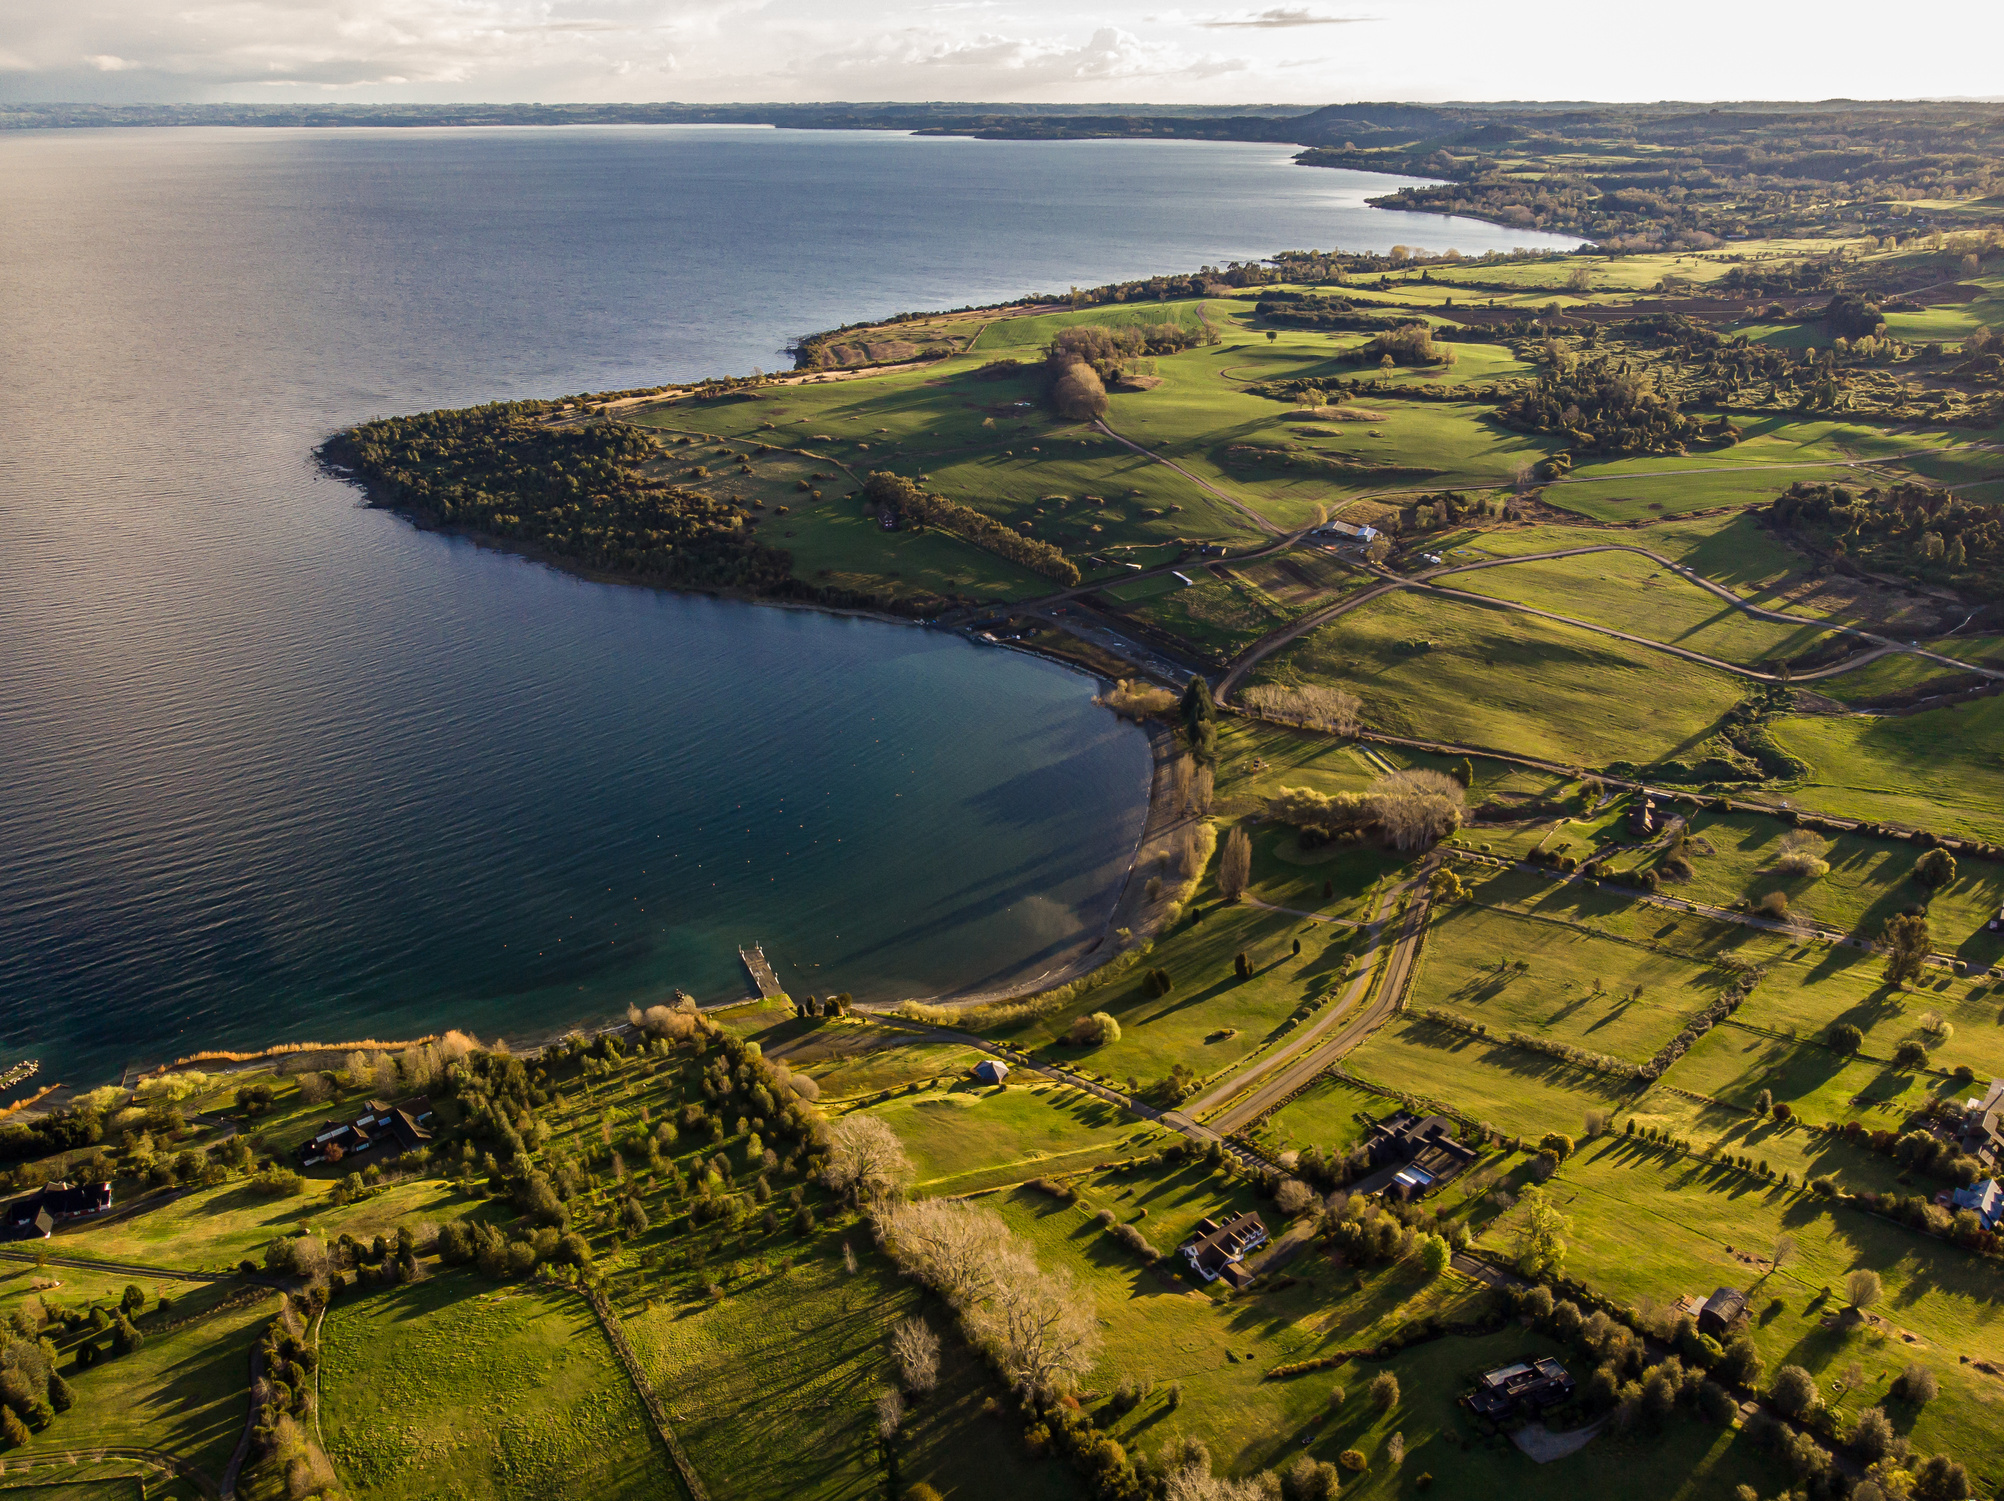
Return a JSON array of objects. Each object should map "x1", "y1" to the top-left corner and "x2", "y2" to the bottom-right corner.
[{"x1": 739, "y1": 943, "x2": 783, "y2": 1000}]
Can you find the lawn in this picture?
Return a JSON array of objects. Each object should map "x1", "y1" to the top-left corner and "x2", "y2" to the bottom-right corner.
[
  {"x1": 792, "y1": 1036, "x2": 985, "y2": 1101},
  {"x1": 1409, "y1": 900, "x2": 1732, "y2": 1064},
  {"x1": 862, "y1": 1079, "x2": 1162, "y2": 1192},
  {"x1": 1250, "y1": 588, "x2": 1747, "y2": 768},
  {"x1": 320, "y1": 1276, "x2": 667, "y2": 1501},
  {"x1": 625, "y1": 1240, "x2": 1066, "y2": 1501},
  {"x1": 1256, "y1": 1074, "x2": 1385, "y2": 1157},
  {"x1": 1774, "y1": 696, "x2": 2004, "y2": 843},
  {"x1": 1661, "y1": 1020, "x2": 1940, "y2": 1128},
  {"x1": 1444, "y1": 548, "x2": 1840, "y2": 667},
  {"x1": 14, "y1": 1279, "x2": 277, "y2": 1488}
]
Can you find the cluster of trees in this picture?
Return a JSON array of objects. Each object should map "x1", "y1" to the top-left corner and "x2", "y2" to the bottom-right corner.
[
  {"x1": 1493, "y1": 356, "x2": 1731, "y2": 457},
  {"x1": 864, "y1": 473, "x2": 1079, "y2": 585},
  {"x1": 1265, "y1": 769, "x2": 1467, "y2": 852},
  {"x1": 0, "y1": 1317, "x2": 78, "y2": 1448},
  {"x1": 1348, "y1": 324, "x2": 1455, "y2": 369},
  {"x1": 328, "y1": 407, "x2": 797, "y2": 593},
  {"x1": 1252, "y1": 292, "x2": 1407, "y2": 333},
  {"x1": 1768, "y1": 480, "x2": 2004, "y2": 598},
  {"x1": 1237, "y1": 684, "x2": 1360, "y2": 735}
]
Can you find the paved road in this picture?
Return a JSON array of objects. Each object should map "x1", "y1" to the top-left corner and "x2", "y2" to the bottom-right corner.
[{"x1": 1194, "y1": 858, "x2": 1439, "y2": 1136}]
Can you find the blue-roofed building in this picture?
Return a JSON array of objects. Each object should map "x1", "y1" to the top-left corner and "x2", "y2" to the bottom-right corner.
[{"x1": 1952, "y1": 1179, "x2": 2003, "y2": 1230}]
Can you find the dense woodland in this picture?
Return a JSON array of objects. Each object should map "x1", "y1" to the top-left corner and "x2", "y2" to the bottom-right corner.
[{"x1": 1769, "y1": 481, "x2": 2004, "y2": 600}]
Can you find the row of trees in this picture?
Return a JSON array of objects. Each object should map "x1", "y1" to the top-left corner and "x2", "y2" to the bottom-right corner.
[
  {"x1": 865, "y1": 473, "x2": 1080, "y2": 585},
  {"x1": 1265, "y1": 769, "x2": 1467, "y2": 852}
]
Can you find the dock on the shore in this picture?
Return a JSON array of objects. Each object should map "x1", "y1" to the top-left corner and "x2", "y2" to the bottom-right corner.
[{"x1": 739, "y1": 943, "x2": 783, "y2": 1000}]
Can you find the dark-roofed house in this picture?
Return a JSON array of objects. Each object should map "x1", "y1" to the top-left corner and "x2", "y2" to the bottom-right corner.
[
  {"x1": 1180, "y1": 1211, "x2": 1268, "y2": 1283},
  {"x1": 972, "y1": 1059, "x2": 1010, "y2": 1086},
  {"x1": 1952, "y1": 1179, "x2": 2003, "y2": 1231},
  {"x1": 3, "y1": 1181, "x2": 112, "y2": 1240},
  {"x1": 297, "y1": 1096, "x2": 434, "y2": 1168},
  {"x1": 1959, "y1": 1080, "x2": 2004, "y2": 1169},
  {"x1": 1466, "y1": 1358, "x2": 1575, "y2": 1420},
  {"x1": 1361, "y1": 1111, "x2": 1479, "y2": 1200},
  {"x1": 1698, "y1": 1287, "x2": 1747, "y2": 1339}
]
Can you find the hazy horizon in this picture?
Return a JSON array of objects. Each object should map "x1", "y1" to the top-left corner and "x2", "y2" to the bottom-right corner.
[{"x1": 4, "y1": 1, "x2": 1997, "y2": 112}]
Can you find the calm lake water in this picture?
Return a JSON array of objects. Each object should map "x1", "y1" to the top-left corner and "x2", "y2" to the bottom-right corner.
[{"x1": 0, "y1": 126, "x2": 1578, "y2": 1088}]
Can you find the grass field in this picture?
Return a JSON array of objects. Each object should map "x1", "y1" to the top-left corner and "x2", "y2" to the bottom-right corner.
[
  {"x1": 14, "y1": 1280, "x2": 277, "y2": 1488},
  {"x1": 1773, "y1": 696, "x2": 2004, "y2": 843},
  {"x1": 1444, "y1": 548, "x2": 1840, "y2": 666},
  {"x1": 321, "y1": 1277, "x2": 666, "y2": 1501},
  {"x1": 1645, "y1": 809, "x2": 2004, "y2": 967},
  {"x1": 1343, "y1": 1017, "x2": 1649, "y2": 1140},
  {"x1": 1410, "y1": 899, "x2": 1730, "y2": 1064},
  {"x1": 863, "y1": 1079, "x2": 1162, "y2": 1192},
  {"x1": 1255, "y1": 1074, "x2": 1384, "y2": 1157},
  {"x1": 625, "y1": 1242, "x2": 1066, "y2": 1501},
  {"x1": 1532, "y1": 1145, "x2": 2004, "y2": 1469},
  {"x1": 1250, "y1": 588, "x2": 1748, "y2": 768}
]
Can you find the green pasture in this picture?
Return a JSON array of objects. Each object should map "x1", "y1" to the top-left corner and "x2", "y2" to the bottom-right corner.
[
  {"x1": 321, "y1": 1277, "x2": 665, "y2": 1501},
  {"x1": 1624, "y1": 1087, "x2": 1914, "y2": 1200},
  {"x1": 1000, "y1": 879, "x2": 1365, "y2": 1093},
  {"x1": 1242, "y1": 819, "x2": 1409, "y2": 918},
  {"x1": 1127, "y1": 570, "x2": 1306, "y2": 660},
  {"x1": 862, "y1": 1079, "x2": 1159, "y2": 1192},
  {"x1": 1649, "y1": 809, "x2": 2004, "y2": 966},
  {"x1": 1343, "y1": 1016, "x2": 1649, "y2": 1141},
  {"x1": 1773, "y1": 696, "x2": 2004, "y2": 843},
  {"x1": 1256, "y1": 1074, "x2": 1384, "y2": 1157},
  {"x1": 13, "y1": 1280, "x2": 277, "y2": 1487},
  {"x1": 1660, "y1": 1022, "x2": 1939, "y2": 1128},
  {"x1": 1411, "y1": 900, "x2": 1729, "y2": 1064},
  {"x1": 1443, "y1": 548, "x2": 1839, "y2": 666},
  {"x1": 1538, "y1": 1145, "x2": 2004, "y2": 1466},
  {"x1": 1250, "y1": 588, "x2": 1747, "y2": 768},
  {"x1": 626, "y1": 1241, "x2": 1064, "y2": 1501},
  {"x1": 1814, "y1": 638, "x2": 2004, "y2": 704},
  {"x1": 796, "y1": 1036, "x2": 983, "y2": 1100}
]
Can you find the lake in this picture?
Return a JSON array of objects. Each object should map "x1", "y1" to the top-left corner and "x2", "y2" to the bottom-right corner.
[{"x1": 0, "y1": 125, "x2": 1578, "y2": 1087}]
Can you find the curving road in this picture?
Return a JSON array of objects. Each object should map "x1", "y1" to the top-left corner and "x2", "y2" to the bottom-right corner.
[{"x1": 1215, "y1": 541, "x2": 2004, "y2": 701}]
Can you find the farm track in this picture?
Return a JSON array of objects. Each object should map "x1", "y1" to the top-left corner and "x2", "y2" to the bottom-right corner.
[
  {"x1": 1214, "y1": 541, "x2": 2004, "y2": 700},
  {"x1": 6, "y1": 1446, "x2": 221, "y2": 1498}
]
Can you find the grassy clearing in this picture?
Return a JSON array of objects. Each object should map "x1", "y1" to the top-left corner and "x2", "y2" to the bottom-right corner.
[
  {"x1": 1774, "y1": 697, "x2": 2004, "y2": 843},
  {"x1": 1253, "y1": 588, "x2": 1746, "y2": 768},
  {"x1": 626, "y1": 1243, "x2": 1064, "y2": 1501},
  {"x1": 1660, "y1": 1021, "x2": 1938, "y2": 1126},
  {"x1": 58, "y1": 1176, "x2": 472, "y2": 1274},
  {"x1": 320, "y1": 1276, "x2": 665, "y2": 1501},
  {"x1": 1410, "y1": 900, "x2": 1729, "y2": 1063},
  {"x1": 15, "y1": 1279, "x2": 276, "y2": 1486},
  {"x1": 1255, "y1": 1074, "x2": 1384, "y2": 1156},
  {"x1": 863, "y1": 1080, "x2": 1161, "y2": 1191},
  {"x1": 1343, "y1": 1017, "x2": 1648, "y2": 1141},
  {"x1": 1531, "y1": 1144, "x2": 2004, "y2": 1467},
  {"x1": 1445, "y1": 548, "x2": 1839, "y2": 665},
  {"x1": 794, "y1": 1037, "x2": 984, "y2": 1101},
  {"x1": 1816, "y1": 640, "x2": 2004, "y2": 704}
]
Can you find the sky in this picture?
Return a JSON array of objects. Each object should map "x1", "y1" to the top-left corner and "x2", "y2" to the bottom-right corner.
[{"x1": 2, "y1": 0, "x2": 1998, "y2": 108}]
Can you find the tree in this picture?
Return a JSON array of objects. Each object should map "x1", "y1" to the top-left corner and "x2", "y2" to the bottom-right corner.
[
  {"x1": 0, "y1": 1406, "x2": 25, "y2": 1448},
  {"x1": 1419, "y1": 1234, "x2": 1451, "y2": 1277},
  {"x1": 1067, "y1": 1012, "x2": 1120, "y2": 1047},
  {"x1": 822, "y1": 1115, "x2": 915, "y2": 1205},
  {"x1": 1428, "y1": 867, "x2": 1467, "y2": 903},
  {"x1": 1753, "y1": 1088, "x2": 1773, "y2": 1117},
  {"x1": 1911, "y1": 847, "x2": 1957, "y2": 891},
  {"x1": 120, "y1": 1284, "x2": 145, "y2": 1317},
  {"x1": 1770, "y1": 1233, "x2": 1797, "y2": 1275},
  {"x1": 1851, "y1": 1405, "x2": 1894, "y2": 1461},
  {"x1": 875, "y1": 1385, "x2": 905, "y2": 1439},
  {"x1": 45, "y1": 1372, "x2": 74, "y2": 1413},
  {"x1": 875, "y1": 1200, "x2": 1013, "y2": 1310},
  {"x1": 1512, "y1": 1184, "x2": 1571, "y2": 1277},
  {"x1": 1719, "y1": 1336, "x2": 1763, "y2": 1389},
  {"x1": 110, "y1": 1314, "x2": 142, "y2": 1356},
  {"x1": 1181, "y1": 677, "x2": 1218, "y2": 764},
  {"x1": 1539, "y1": 1132, "x2": 1574, "y2": 1162},
  {"x1": 1894, "y1": 1039, "x2": 1929, "y2": 1070},
  {"x1": 1893, "y1": 1362, "x2": 1939, "y2": 1404},
  {"x1": 973, "y1": 1251, "x2": 1100, "y2": 1397},
  {"x1": 1218, "y1": 827, "x2": 1252, "y2": 902},
  {"x1": 1275, "y1": 1179, "x2": 1316, "y2": 1217},
  {"x1": 891, "y1": 1315, "x2": 940, "y2": 1394},
  {"x1": 1452, "y1": 757, "x2": 1474, "y2": 788},
  {"x1": 1768, "y1": 1364, "x2": 1820, "y2": 1418},
  {"x1": 1369, "y1": 1371, "x2": 1400, "y2": 1411},
  {"x1": 620, "y1": 1195, "x2": 649, "y2": 1236},
  {"x1": 1880, "y1": 912, "x2": 1932, "y2": 988},
  {"x1": 1372, "y1": 769, "x2": 1466, "y2": 851},
  {"x1": 1913, "y1": 1456, "x2": 1972, "y2": 1501},
  {"x1": 1827, "y1": 1022, "x2": 1864, "y2": 1054},
  {"x1": 1846, "y1": 1268, "x2": 1882, "y2": 1310}
]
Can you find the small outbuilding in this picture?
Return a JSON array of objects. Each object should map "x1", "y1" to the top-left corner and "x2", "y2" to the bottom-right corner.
[
  {"x1": 973, "y1": 1059, "x2": 1010, "y2": 1086},
  {"x1": 1697, "y1": 1286, "x2": 1747, "y2": 1339}
]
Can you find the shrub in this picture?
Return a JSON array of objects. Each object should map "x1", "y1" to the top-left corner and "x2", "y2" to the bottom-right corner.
[
  {"x1": 1912, "y1": 848, "x2": 1957, "y2": 890},
  {"x1": 1851, "y1": 1405, "x2": 1894, "y2": 1461},
  {"x1": 1067, "y1": 1012, "x2": 1121, "y2": 1048},
  {"x1": 1894, "y1": 1039, "x2": 1929, "y2": 1069},
  {"x1": 1338, "y1": 1449, "x2": 1367, "y2": 1472},
  {"x1": 1892, "y1": 1362, "x2": 1939, "y2": 1404},
  {"x1": 1845, "y1": 1268, "x2": 1882, "y2": 1310},
  {"x1": 249, "y1": 1166, "x2": 305, "y2": 1197},
  {"x1": 1370, "y1": 1372, "x2": 1400, "y2": 1411},
  {"x1": 1326, "y1": 1384, "x2": 1346, "y2": 1411},
  {"x1": 1827, "y1": 1023, "x2": 1864, "y2": 1054}
]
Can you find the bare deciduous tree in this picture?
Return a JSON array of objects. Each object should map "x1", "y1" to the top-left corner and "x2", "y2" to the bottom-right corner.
[
  {"x1": 1240, "y1": 684, "x2": 1360, "y2": 736},
  {"x1": 874, "y1": 1200, "x2": 1011, "y2": 1311},
  {"x1": 1373, "y1": 769, "x2": 1467, "y2": 851},
  {"x1": 971, "y1": 1248, "x2": 1100, "y2": 1397},
  {"x1": 1192, "y1": 763, "x2": 1215, "y2": 816},
  {"x1": 1274, "y1": 1179, "x2": 1315, "y2": 1217},
  {"x1": 875, "y1": 1386, "x2": 904, "y2": 1439},
  {"x1": 891, "y1": 1315, "x2": 940, "y2": 1394},
  {"x1": 822, "y1": 1115, "x2": 915, "y2": 1205}
]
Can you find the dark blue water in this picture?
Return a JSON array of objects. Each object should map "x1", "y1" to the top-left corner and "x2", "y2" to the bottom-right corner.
[{"x1": 0, "y1": 126, "x2": 1578, "y2": 1088}]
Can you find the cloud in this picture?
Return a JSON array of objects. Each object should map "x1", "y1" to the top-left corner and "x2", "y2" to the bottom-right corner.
[{"x1": 1197, "y1": 6, "x2": 1368, "y2": 25}]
